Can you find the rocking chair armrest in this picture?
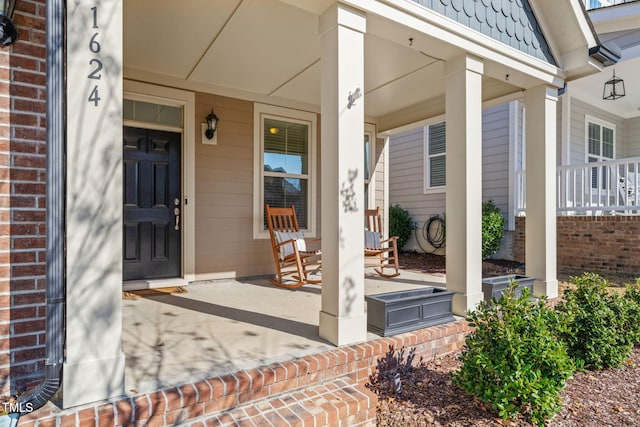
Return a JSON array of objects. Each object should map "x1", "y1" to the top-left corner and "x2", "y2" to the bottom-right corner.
[{"x1": 380, "y1": 236, "x2": 398, "y2": 244}]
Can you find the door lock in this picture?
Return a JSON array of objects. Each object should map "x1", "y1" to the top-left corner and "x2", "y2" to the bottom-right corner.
[{"x1": 174, "y1": 206, "x2": 180, "y2": 230}]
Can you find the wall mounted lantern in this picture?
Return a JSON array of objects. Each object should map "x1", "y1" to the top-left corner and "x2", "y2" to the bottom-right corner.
[
  {"x1": 0, "y1": 0, "x2": 18, "y2": 47},
  {"x1": 603, "y1": 70, "x2": 625, "y2": 100},
  {"x1": 205, "y1": 110, "x2": 219, "y2": 139},
  {"x1": 201, "y1": 109, "x2": 220, "y2": 145}
]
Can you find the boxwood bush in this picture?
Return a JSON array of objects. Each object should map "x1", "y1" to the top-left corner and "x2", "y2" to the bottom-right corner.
[
  {"x1": 389, "y1": 204, "x2": 413, "y2": 250},
  {"x1": 625, "y1": 281, "x2": 640, "y2": 344},
  {"x1": 555, "y1": 273, "x2": 635, "y2": 370},
  {"x1": 482, "y1": 200, "x2": 505, "y2": 260},
  {"x1": 454, "y1": 282, "x2": 574, "y2": 424}
]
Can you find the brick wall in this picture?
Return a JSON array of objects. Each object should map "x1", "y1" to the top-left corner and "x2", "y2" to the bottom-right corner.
[
  {"x1": 514, "y1": 216, "x2": 640, "y2": 275},
  {"x1": 0, "y1": 0, "x2": 47, "y2": 395}
]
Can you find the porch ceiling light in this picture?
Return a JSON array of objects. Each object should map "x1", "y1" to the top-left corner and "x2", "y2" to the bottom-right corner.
[
  {"x1": 205, "y1": 109, "x2": 219, "y2": 140},
  {"x1": 0, "y1": 0, "x2": 18, "y2": 47},
  {"x1": 603, "y1": 70, "x2": 625, "y2": 100}
]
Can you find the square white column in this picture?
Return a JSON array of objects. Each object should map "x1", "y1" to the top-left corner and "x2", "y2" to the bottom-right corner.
[
  {"x1": 63, "y1": 0, "x2": 125, "y2": 407},
  {"x1": 524, "y1": 85, "x2": 558, "y2": 298},
  {"x1": 444, "y1": 55, "x2": 485, "y2": 315},
  {"x1": 318, "y1": 4, "x2": 368, "y2": 346}
]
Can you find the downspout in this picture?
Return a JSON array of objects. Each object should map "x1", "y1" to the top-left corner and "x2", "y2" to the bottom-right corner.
[{"x1": 17, "y1": 0, "x2": 65, "y2": 412}]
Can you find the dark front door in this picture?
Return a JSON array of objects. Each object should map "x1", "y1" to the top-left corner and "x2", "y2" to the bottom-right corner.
[{"x1": 123, "y1": 127, "x2": 181, "y2": 281}]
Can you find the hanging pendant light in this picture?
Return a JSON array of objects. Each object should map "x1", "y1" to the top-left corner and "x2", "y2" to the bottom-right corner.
[{"x1": 603, "y1": 70, "x2": 625, "y2": 100}]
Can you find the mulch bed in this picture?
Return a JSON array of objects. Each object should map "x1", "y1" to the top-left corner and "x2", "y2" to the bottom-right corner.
[
  {"x1": 372, "y1": 347, "x2": 640, "y2": 427},
  {"x1": 371, "y1": 252, "x2": 640, "y2": 426}
]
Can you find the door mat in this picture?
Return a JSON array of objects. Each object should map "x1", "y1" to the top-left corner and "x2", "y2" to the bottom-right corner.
[{"x1": 122, "y1": 286, "x2": 188, "y2": 300}]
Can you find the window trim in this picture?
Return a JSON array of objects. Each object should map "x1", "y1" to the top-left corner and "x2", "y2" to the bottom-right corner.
[
  {"x1": 422, "y1": 116, "x2": 447, "y2": 194},
  {"x1": 253, "y1": 103, "x2": 317, "y2": 239},
  {"x1": 584, "y1": 115, "x2": 615, "y2": 163},
  {"x1": 585, "y1": 115, "x2": 615, "y2": 191},
  {"x1": 364, "y1": 122, "x2": 376, "y2": 209}
]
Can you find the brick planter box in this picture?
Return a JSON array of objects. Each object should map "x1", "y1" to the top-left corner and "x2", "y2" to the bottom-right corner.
[
  {"x1": 482, "y1": 274, "x2": 535, "y2": 302},
  {"x1": 365, "y1": 288, "x2": 455, "y2": 337}
]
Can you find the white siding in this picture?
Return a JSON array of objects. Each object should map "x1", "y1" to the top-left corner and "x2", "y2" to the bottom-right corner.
[
  {"x1": 482, "y1": 103, "x2": 510, "y2": 215},
  {"x1": 627, "y1": 116, "x2": 640, "y2": 158},
  {"x1": 390, "y1": 127, "x2": 444, "y2": 252},
  {"x1": 569, "y1": 98, "x2": 627, "y2": 164}
]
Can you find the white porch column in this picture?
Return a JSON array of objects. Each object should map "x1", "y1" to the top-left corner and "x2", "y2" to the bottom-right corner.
[
  {"x1": 318, "y1": 4, "x2": 368, "y2": 346},
  {"x1": 63, "y1": 0, "x2": 125, "y2": 407},
  {"x1": 444, "y1": 54, "x2": 484, "y2": 315},
  {"x1": 524, "y1": 86, "x2": 558, "y2": 298}
]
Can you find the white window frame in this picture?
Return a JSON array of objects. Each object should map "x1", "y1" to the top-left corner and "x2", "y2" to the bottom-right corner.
[
  {"x1": 253, "y1": 103, "x2": 317, "y2": 239},
  {"x1": 585, "y1": 115, "x2": 615, "y2": 191},
  {"x1": 584, "y1": 115, "x2": 615, "y2": 163},
  {"x1": 364, "y1": 123, "x2": 376, "y2": 209},
  {"x1": 422, "y1": 116, "x2": 447, "y2": 194}
]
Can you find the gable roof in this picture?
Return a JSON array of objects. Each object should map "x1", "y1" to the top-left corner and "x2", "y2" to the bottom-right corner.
[{"x1": 409, "y1": 0, "x2": 556, "y2": 64}]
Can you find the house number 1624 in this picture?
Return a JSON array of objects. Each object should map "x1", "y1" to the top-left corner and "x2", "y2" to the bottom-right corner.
[{"x1": 88, "y1": 6, "x2": 102, "y2": 107}]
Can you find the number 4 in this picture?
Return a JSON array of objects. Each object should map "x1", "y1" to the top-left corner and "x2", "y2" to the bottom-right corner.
[{"x1": 88, "y1": 85, "x2": 100, "y2": 107}]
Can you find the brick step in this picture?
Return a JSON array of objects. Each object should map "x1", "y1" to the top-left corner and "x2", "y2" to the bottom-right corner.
[{"x1": 193, "y1": 377, "x2": 378, "y2": 427}]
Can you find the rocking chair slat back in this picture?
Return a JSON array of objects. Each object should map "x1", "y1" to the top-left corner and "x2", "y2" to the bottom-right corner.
[
  {"x1": 265, "y1": 204, "x2": 321, "y2": 289},
  {"x1": 364, "y1": 207, "x2": 400, "y2": 278}
]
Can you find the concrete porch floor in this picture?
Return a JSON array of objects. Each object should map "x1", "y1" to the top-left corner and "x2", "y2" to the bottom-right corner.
[{"x1": 121, "y1": 268, "x2": 447, "y2": 396}]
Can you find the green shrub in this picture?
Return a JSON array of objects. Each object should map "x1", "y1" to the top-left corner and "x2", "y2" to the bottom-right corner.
[
  {"x1": 624, "y1": 281, "x2": 640, "y2": 344},
  {"x1": 454, "y1": 283, "x2": 574, "y2": 424},
  {"x1": 389, "y1": 204, "x2": 413, "y2": 250},
  {"x1": 555, "y1": 273, "x2": 635, "y2": 370},
  {"x1": 482, "y1": 200, "x2": 505, "y2": 260}
]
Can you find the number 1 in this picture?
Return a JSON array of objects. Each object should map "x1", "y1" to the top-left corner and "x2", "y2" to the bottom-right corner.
[{"x1": 91, "y1": 6, "x2": 98, "y2": 29}]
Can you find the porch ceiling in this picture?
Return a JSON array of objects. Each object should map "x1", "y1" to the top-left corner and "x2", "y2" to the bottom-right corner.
[{"x1": 123, "y1": 0, "x2": 522, "y2": 125}]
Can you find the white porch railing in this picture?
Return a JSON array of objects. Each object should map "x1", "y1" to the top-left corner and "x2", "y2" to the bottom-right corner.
[{"x1": 516, "y1": 157, "x2": 640, "y2": 216}]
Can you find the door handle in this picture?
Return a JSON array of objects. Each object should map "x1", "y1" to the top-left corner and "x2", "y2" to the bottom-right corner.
[{"x1": 174, "y1": 207, "x2": 180, "y2": 230}]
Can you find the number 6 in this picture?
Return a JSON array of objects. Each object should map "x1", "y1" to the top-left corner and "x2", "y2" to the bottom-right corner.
[{"x1": 89, "y1": 33, "x2": 100, "y2": 53}]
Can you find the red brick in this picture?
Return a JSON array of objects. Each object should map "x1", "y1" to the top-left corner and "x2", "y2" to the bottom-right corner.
[
  {"x1": 115, "y1": 399, "x2": 133, "y2": 425},
  {"x1": 180, "y1": 384, "x2": 197, "y2": 407},
  {"x1": 219, "y1": 373, "x2": 238, "y2": 395},
  {"x1": 163, "y1": 387, "x2": 182, "y2": 411},
  {"x1": 203, "y1": 394, "x2": 237, "y2": 414},
  {"x1": 206, "y1": 377, "x2": 225, "y2": 399},
  {"x1": 194, "y1": 380, "x2": 213, "y2": 403},
  {"x1": 133, "y1": 395, "x2": 151, "y2": 420},
  {"x1": 147, "y1": 391, "x2": 166, "y2": 417},
  {"x1": 238, "y1": 386, "x2": 269, "y2": 404},
  {"x1": 268, "y1": 378, "x2": 298, "y2": 395}
]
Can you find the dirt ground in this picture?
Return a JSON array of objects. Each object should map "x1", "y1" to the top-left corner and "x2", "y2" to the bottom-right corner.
[{"x1": 371, "y1": 252, "x2": 640, "y2": 426}]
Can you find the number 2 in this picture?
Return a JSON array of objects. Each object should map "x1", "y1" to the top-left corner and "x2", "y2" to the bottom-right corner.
[{"x1": 88, "y1": 58, "x2": 102, "y2": 80}]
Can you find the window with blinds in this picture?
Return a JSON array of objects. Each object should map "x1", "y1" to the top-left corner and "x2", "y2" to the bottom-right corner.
[
  {"x1": 426, "y1": 121, "x2": 446, "y2": 189},
  {"x1": 263, "y1": 118, "x2": 310, "y2": 228}
]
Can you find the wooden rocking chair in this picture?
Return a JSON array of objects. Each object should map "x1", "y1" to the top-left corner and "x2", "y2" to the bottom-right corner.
[
  {"x1": 365, "y1": 207, "x2": 400, "y2": 278},
  {"x1": 265, "y1": 204, "x2": 321, "y2": 289}
]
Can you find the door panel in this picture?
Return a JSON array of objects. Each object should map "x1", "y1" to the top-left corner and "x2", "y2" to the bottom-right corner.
[{"x1": 123, "y1": 127, "x2": 181, "y2": 281}]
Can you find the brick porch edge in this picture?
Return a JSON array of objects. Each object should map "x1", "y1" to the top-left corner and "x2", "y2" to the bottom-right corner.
[{"x1": 17, "y1": 320, "x2": 472, "y2": 426}]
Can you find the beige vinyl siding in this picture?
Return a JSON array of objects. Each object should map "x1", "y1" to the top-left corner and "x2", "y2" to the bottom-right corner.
[
  {"x1": 569, "y1": 98, "x2": 626, "y2": 164},
  {"x1": 194, "y1": 93, "x2": 321, "y2": 279}
]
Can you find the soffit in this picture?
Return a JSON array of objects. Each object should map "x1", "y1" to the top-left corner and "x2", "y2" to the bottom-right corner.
[{"x1": 123, "y1": 0, "x2": 524, "y2": 121}]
